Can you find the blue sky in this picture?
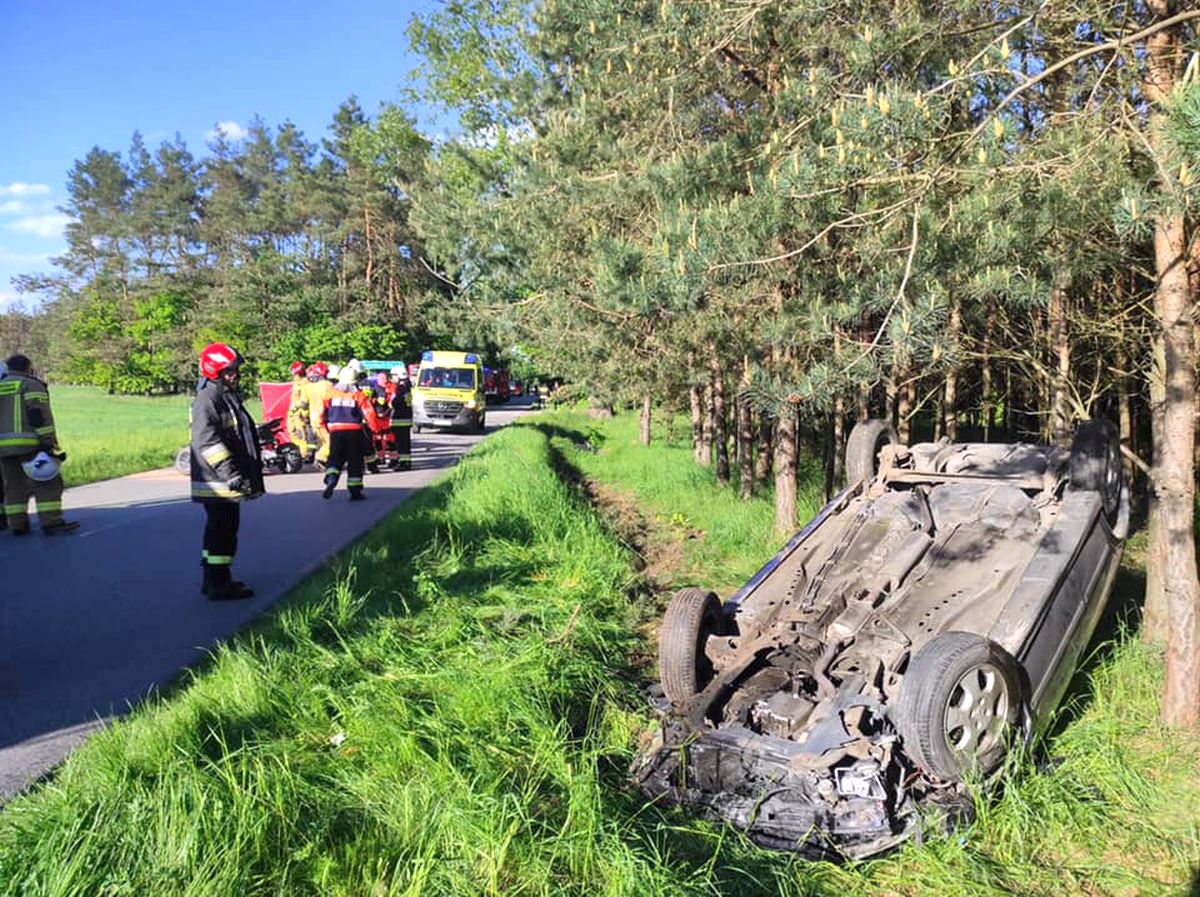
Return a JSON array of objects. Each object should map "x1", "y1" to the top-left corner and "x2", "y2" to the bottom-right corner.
[{"x1": 0, "y1": 0, "x2": 448, "y2": 309}]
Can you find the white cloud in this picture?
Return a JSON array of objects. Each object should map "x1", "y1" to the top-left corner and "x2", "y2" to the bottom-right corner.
[
  {"x1": 206, "y1": 120, "x2": 248, "y2": 142},
  {"x1": 7, "y1": 214, "x2": 72, "y2": 239},
  {"x1": 0, "y1": 288, "x2": 27, "y2": 311},
  {"x1": 0, "y1": 200, "x2": 28, "y2": 215},
  {"x1": 0, "y1": 183, "x2": 52, "y2": 197},
  {"x1": 0, "y1": 248, "x2": 51, "y2": 266}
]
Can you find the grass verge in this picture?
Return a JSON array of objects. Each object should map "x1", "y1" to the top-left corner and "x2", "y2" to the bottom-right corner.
[
  {"x1": 48, "y1": 385, "x2": 261, "y2": 487},
  {"x1": 0, "y1": 410, "x2": 1197, "y2": 896}
]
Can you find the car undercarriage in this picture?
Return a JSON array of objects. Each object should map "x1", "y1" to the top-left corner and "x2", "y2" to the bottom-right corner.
[{"x1": 634, "y1": 420, "x2": 1128, "y2": 858}]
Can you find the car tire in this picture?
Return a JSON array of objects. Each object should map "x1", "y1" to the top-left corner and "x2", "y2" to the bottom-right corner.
[
  {"x1": 175, "y1": 446, "x2": 191, "y2": 475},
  {"x1": 895, "y1": 632, "x2": 1021, "y2": 781},
  {"x1": 1069, "y1": 419, "x2": 1122, "y2": 522},
  {"x1": 279, "y1": 444, "x2": 304, "y2": 474},
  {"x1": 845, "y1": 419, "x2": 898, "y2": 484},
  {"x1": 659, "y1": 588, "x2": 723, "y2": 704}
]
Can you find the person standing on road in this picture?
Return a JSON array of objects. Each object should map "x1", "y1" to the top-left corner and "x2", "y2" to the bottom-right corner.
[
  {"x1": 286, "y1": 360, "x2": 312, "y2": 462},
  {"x1": 304, "y1": 363, "x2": 331, "y2": 468},
  {"x1": 389, "y1": 365, "x2": 413, "y2": 470},
  {"x1": 191, "y1": 343, "x2": 264, "y2": 600},
  {"x1": 0, "y1": 354, "x2": 78, "y2": 536},
  {"x1": 321, "y1": 367, "x2": 367, "y2": 501}
]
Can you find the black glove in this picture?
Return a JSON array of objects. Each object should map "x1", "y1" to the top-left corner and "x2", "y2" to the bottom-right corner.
[{"x1": 227, "y1": 475, "x2": 249, "y2": 495}]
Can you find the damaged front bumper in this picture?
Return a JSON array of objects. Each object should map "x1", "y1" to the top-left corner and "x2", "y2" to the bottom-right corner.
[{"x1": 634, "y1": 722, "x2": 918, "y2": 858}]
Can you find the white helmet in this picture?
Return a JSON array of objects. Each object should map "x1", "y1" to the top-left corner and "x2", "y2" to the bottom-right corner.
[
  {"x1": 347, "y1": 358, "x2": 364, "y2": 374},
  {"x1": 327, "y1": 363, "x2": 342, "y2": 381},
  {"x1": 390, "y1": 365, "x2": 407, "y2": 380},
  {"x1": 22, "y1": 451, "x2": 60, "y2": 482},
  {"x1": 337, "y1": 367, "x2": 357, "y2": 387}
]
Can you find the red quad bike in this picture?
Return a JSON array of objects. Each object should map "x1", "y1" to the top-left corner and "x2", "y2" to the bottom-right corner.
[{"x1": 173, "y1": 382, "x2": 305, "y2": 475}]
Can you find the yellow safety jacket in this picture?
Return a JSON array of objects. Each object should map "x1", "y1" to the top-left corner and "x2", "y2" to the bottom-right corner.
[
  {"x1": 304, "y1": 378, "x2": 331, "y2": 427},
  {"x1": 0, "y1": 371, "x2": 58, "y2": 458},
  {"x1": 288, "y1": 377, "x2": 310, "y2": 422}
]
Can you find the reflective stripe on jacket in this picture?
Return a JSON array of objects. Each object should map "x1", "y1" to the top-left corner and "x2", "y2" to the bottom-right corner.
[
  {"x1": 190, "y1": 378, "x2": 264, "y2": 503},
  {"x1": 0, "y1": 372, "x2": 57, "y2": 458}
]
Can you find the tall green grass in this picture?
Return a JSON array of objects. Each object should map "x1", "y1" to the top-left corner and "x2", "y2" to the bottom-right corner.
[
  {"x1": 0, "y1": 411, "x2": 1196, "y2": 896},
  {"x1": 47, "y1": 386, "x2": 261, "y2": 487}
]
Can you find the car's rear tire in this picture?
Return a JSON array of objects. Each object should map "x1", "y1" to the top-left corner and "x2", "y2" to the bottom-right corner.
[
  {"x1": 174, "y1": 446, "x2": 191, "y2": 475},
  {"x1": 279, "y1": 444, "x2": 303, "y2": 474},
  {"x1": 896, "y1": 632, "x2": 1021, "y2": 781},
  {"x1": 659, "y1": 588, "x2": 722, "y2": 704},
  {"x1": 1069, "y1": 419, "x2": 1122, "y2": 522},
  {"x1": 845, "y1": 419, "x2": 898, "y2": 484}
]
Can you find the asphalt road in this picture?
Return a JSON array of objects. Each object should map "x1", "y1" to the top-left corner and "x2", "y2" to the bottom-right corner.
[{"x1": 0, "y1": 400, "x2": 534, "y2": 801}]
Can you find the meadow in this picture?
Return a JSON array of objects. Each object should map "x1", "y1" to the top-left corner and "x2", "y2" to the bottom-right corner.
[
  {"x1": 48, "y1": 385, "x2": 262, "y2": 487},
  {"x1": 0, "y1": 408, "x2": 1195, "y2": 896}
]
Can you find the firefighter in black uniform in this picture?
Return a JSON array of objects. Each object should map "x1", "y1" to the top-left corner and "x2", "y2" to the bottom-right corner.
[
  {"x1": 322, "y1": 367, "x2": 368, "y2": 500},
  {"x1": 389, "y1": 366, "x2": 413, "y2": 470},
  {"x1": 191, "y1": 342, "x2": 264, "y2": 599}
]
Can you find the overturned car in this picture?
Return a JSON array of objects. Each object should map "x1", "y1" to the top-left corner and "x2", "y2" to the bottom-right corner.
[{"x1": 634, "y1": 420, "x2": 1128, "y2": 858}]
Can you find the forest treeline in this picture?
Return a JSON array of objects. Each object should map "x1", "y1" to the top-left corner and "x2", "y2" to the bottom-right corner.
[{"x1": 3, "y1": 1, "x2": 1200, "y2": 723}]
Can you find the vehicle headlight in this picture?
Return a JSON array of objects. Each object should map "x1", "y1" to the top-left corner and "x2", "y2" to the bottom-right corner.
[{"x1": 466, "y1": 399, "x2": 478, "y2": 410}]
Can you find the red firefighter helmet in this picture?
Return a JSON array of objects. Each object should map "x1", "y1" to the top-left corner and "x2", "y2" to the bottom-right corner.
[
  {"x1": 199, "y1": 343, "x2": 243, "y2": 380},
  {"x1": 289, "y1": 361, "x2": 306, "y2": 377},
  {"x1": 307, "y1": 362, "x2": 329, "y2": 379}
]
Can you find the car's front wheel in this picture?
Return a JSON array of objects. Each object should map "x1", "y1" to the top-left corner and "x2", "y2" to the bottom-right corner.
[
  {"x1": 1069, "y1": 419, "x2": 1122, "y2": 522},
  {"x1": 659, "y1": 588, "x2": 723, "y2": 704},
  {"x1": 845, "y1": 419, "x2": 898, "y2": 485},
  {"x1": 279, "y1": 444, "x2": 303, "y2": 474},
  {"x1": 896, "y1": 632, "x2": 1021, "y2": 781}
]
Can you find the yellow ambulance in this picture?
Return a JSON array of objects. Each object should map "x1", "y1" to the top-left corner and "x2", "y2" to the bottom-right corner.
[{"x1": 412, "y1": 350, "x2": 486, "y2": 432}]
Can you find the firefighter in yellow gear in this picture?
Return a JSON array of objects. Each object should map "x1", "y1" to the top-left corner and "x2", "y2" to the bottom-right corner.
[
  {"x1": 303, "y1": 363, "x2": 332, "y2": 466},
  {"x1": 0, "y1": 354, "x2": 79, "y2": 536},
  {"x1": 286, "y1": 361, "x2": 312, "y2": 460}
]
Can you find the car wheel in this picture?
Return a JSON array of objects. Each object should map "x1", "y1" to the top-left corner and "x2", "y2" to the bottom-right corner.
[
  {"x1": 896, "y1": 632, "x2": 1021, "y2": 781},
  {"x1": 845, "y1": 419, "x2": 898, "y2": 484},
  {"x1": 279, "y1": 444, "x2": 304, "y2": 474},
  {"x1": 659, "y1": 588, "x2": 723, "y2": 704},
  {"x1": 174, "y1": 446, "x2": 191, "y2": 475},
  {"x1": 1069, "y1": 419, "x2": 1122, "y2": 522}
]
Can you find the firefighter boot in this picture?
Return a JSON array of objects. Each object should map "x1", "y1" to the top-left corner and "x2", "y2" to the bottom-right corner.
[
  {"x1": 202, "y1": 564, "x2": 254, "y2": 600},
  {"x1": 322, "y1": 471, "x2": 338, "y2": 499},
  {"x1": 348, "y1": 486, "x2": 366, "y2": 502}
]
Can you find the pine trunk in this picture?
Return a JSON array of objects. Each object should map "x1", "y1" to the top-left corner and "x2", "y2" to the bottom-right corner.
[
  {"x1": 738, "y1": 355, "x2": 754, "y2": 500},
  {"x1": 1049, "y1": 283, "x2": 1071, "y2": 446},
  {"x1": 699, "y1": 382, "x2": 714, "y2": 467},
  {"x1": 639, "y1": 394, "x2": 652, "y2": 446},
  {"x1": 690, "y1": 381, "x2": 704, "y2": 464},
  {"x1": 774, "y1": 407, "x2": 798, "y2": 535},
  {"x1": 1152, "y1": 212, "x2": 1200, "y2": 726},
  {"x1": 944, "y1": 297, "x2": 961, "y2": 441},
  {"x1": 1140, "y1": 5, "x2": 1200, "y2": 729},
  {"x1": 898, "y1": 377, "x2": 914, "y2": 444},
  {"x1": 709, "y1": 353, "x2": 730, "y2": 486},
  {"x1": 755, "y1": 414, "x2": 773, "y2": 487},
  {"x1": 1145, "y1": 340, "x2": 1168, "y2": 645},
  {"x1": 832, "y1": 395, "x2": 846, "y2": 489},
  {"x1": 981, "y1": 309, "x2": 994, "y2": 441}
]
